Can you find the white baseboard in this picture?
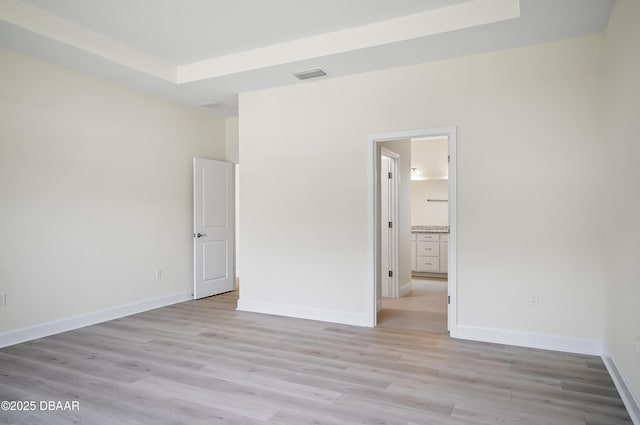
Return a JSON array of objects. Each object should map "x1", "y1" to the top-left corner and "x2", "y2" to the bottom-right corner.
[
  {"x1": 454, "y1": 325, "x2": 603, "y2": 356},
  {"x1": 602, "y1": 350, "x2": 640, "y2": 425},
  {"x1": 399, "y1": 281, "x2": 412, "y2": 297},
  {"x1": 237, "y1": 299, "x2": 370, "y2": 327},
  {"x1": 0, "y1": 291, "x2": 191, "y2": 348}
]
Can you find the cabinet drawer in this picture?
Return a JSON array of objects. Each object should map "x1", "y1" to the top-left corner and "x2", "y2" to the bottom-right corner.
[
  {"x1": 416, "y1": 257, "x2": 439, "y2": 272},
  {"x1": 417, "y1": 233, "x2": 439, "y2": 242},
  {"x1": 417, "y1": 241, "x2": 439, "y2": 257},
  {"x1": 440, "y1": 234, "x2": 449, "y2": 242}
]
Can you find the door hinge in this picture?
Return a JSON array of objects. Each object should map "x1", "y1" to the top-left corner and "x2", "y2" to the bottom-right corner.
[
  {"x1": 448, "y1": 295, "x2": 451, "y2": 304},
  {"x1": 448, "y1": 155, "x2": 450, "y2": 163},
  {"x1": 388, "y1": 221, "x2": 393, "y2": 228},
  {"x1": 388, "y1": 172, "x2": 392, "y2": 179},
  {"x1": 388, "y1": 270, "x2": 393, "y2": 277}
]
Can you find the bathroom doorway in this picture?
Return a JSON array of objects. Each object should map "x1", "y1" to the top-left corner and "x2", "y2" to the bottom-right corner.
[{"x1": 369, "y1": 127, "x2": 457, "y2": 336}]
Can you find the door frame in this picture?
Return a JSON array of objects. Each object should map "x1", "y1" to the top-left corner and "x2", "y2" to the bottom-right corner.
[
  {"x1": 380, "y1": 148, "x2": 400, "y2": 300},
  {"x1": 193, "y1": 157, "x2": 236, "y2": 299},
  {"x1": 367, "y1": 127, "x2": 458, "y2": 336}
]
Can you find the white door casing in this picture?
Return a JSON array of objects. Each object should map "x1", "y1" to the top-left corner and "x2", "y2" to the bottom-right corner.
[
  {"x1": 446, "y1": 130, "x2": 457, "y2": 334},
  {"x1": 193, "y1": 158, "x2": 235, "y2": 299},
  {"x1": 368, "y1": 127, "x2": 457, "y2": 335}
]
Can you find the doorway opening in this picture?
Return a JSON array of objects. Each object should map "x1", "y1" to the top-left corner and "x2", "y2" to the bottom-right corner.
[{"x1": 368, "y1": 127, "x2": 457, "y2": 336}]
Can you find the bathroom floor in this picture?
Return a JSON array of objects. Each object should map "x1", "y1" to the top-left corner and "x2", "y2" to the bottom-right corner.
[{"x1": 377, "y1": 277, "x2": 448, "y2": 334}]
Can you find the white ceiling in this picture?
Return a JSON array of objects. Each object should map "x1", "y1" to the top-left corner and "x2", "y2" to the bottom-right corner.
[
  {"x1": 0, "y1": 0, "x2": 615, "y2": 116},
  {"x1": 22, "y1": 0, "x2": 468, "y2": 64}
]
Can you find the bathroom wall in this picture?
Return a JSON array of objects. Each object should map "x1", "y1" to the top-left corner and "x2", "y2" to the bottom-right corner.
[
  {"x1": 411, "y1": 179, "x2": 449, "y2": 226},
  {"x1": 411, "y1": 138, "x2": 449, "y2": 226}
]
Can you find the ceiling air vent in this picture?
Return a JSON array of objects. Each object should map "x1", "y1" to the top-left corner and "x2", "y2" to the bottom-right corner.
[
  {"x1": 292, "y1": 68, "x2": 327, "y2": 81},
  {"x1": 199, "y1": 101, "x2": 234, "y2": 111},
  {"x1": 198, "y1": 101, "x2": 236, "y2": 116},
  {"x1": 200, "y1": 102, "x2": 222, "y2": 109}
]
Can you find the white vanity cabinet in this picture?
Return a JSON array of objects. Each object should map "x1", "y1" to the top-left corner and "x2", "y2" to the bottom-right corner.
[
  {"x1": 411, "y1": 231, "x2": 448, "y2": 275},
  {"x1": 416, "y1": 233, "x2": 440, "y2": 272}
]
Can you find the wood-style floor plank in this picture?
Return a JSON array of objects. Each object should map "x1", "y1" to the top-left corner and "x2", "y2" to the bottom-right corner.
[{"x1": 0, "y1": 290, "x2": 632, "y2": 425}]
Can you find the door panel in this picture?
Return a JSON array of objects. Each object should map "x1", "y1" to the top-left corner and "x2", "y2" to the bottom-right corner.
[
  {"x1": 203, "y1": 167, "x2": 228, "y2": 227},
  {"x1": 194, "y1": 158, "x2": 235, "y2": 299},
  {"x1": 203, "y1": 240, "x2": 228, "y2": 281}
]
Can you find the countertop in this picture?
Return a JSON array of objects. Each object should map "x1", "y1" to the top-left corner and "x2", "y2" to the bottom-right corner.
[{"x1": 411, "y1": 225, "x2": 449, "y2": 234}]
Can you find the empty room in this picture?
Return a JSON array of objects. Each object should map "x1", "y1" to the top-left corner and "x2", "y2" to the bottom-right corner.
[{"x1": 1, "y1": 1, "x2": 639, "y2": 424}]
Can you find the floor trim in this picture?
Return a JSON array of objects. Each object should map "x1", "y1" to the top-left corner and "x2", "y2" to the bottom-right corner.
[
  {"x1": 399, "y1": 281, "x2": 412, "y2": 297},
  {"x1": 455, "y1": 325, "x2": 603, "y2": 356},
  {"x1": 603, "y1": 351, "x2": 640, "y2": 425},
  {"x1": 0, "y1": 291, "x2": 191, "y2": 348},
  {"x1": 237, "y1": 299, "x2": 370, "y2": 327}
]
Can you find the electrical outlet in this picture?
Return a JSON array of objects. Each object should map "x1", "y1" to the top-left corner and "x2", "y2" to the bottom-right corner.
[
  {"x1": 528, "y1": 295, "x2": 539, "y2": 306},
  {"x1": 155, "y1": 269, "x2": 162, "y2": 279},
  {"x1": 0, "y1": 293, "x2": 6, "y2": 307}
]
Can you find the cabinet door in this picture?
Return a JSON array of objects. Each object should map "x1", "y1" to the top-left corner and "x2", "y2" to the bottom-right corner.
[
  {"x1": 440, "y1": 241, "x2": 448, "y2": 273},
  {"x1": 411, "y1": 240, "x2": 417, "y2": 271}
]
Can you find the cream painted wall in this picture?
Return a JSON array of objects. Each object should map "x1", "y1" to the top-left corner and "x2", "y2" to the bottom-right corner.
[
  {"x1": 603, "y1": 0, "x2": 640, "y2": 407},
  {"x1": 411, "y1": 180, "x2": 448, "y2": 226},
  {"x1": 239, "y1": 35, "x2": 606, "y2": 339},
  {"x1": 225, "y1": 116, "x2": 239, "y2": 163},
  {"x1": 378, "y1": 140, "x2": 412, "y2": 298},
  {"x1": 0, "y1": 48, "x2": 225, "y2": 333}
]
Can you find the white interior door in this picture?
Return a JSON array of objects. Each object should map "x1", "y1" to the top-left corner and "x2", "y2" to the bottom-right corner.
[
  {"x1": 381, "y1": 156, "x2": 390, "y2": 298},
  {"x1": 193, "y1": 158, "x2": 235, "y2": 299},
  {"x1": 380, "y1": 150, "x2": 399, "y2": 299}
]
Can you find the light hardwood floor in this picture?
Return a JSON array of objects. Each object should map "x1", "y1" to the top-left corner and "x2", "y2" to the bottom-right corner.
[
  {"x1": 377, "y1": 278, "x2": 448, "y2": 334},
  {"x1": 0, "y1": 290, "x2": 632, "y2": 425}
]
